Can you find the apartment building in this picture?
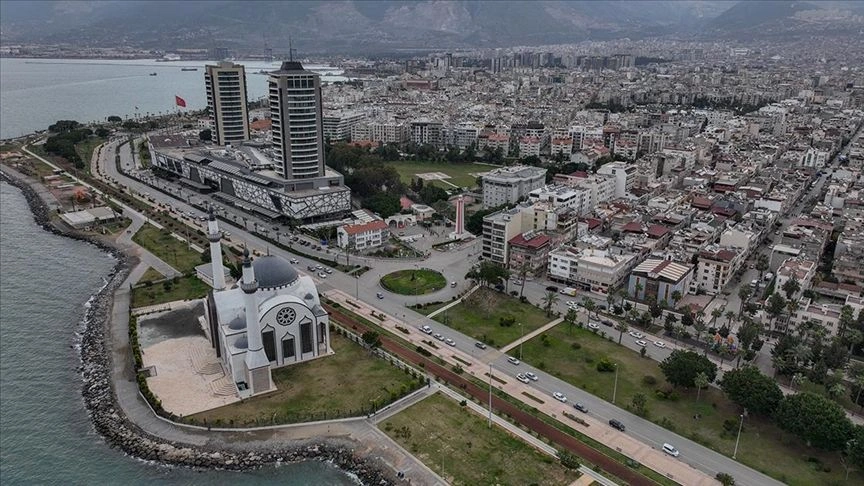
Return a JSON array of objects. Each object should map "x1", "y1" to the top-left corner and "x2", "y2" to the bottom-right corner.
[
  {"x1": 205, "y1": 61, "x2": 250, "y2": 146},
  {"x1": 410, "y1": 120, "x2": 445, "y2": 148},
  {"x1": 479, "y1": 132, "x2": 511, "y2": 156},
  {"x1": 775, "y1": 258, "x2": 817, "y2": 300},
  {"x1": 628, "y1": 259, "x2": 694, "y2": 304},
  {"x1": 508, "y1": 231, "x2": 552, "y2": 276},
  {"x1": 548, "y1": 246, "x2": 638, "y2": 294},
  {"x1": 528, "y1": 184, "x2": 591, "y2": 217},
  {"x1": 596, "y1": 161, "x2": 638, "y2": 198},
  {"x1": 693, "y1": 246, "x2": 743, "y2": 295},
  {"x1": 322, "y1": 111, "x2": 366, "y2": 142},
  {"x1": 481, "y1": 206, "x2": 530, "y2": 265},
  {"x1": 268, "y1": 61, "x2": 325, "y2": 179},
  {"x1": 336, "y1": 220, "x2": 390, "y2": 250},
  {"x1": 481, "y1": 165, "x2": 547, "y2": 209}
]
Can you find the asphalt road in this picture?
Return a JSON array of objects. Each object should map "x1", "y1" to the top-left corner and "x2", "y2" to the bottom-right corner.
[{"x1": 95, "y1": 136, "x2": 785, "y2": 485}]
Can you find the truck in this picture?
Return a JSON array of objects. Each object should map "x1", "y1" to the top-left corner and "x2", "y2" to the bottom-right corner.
[{"x1": 559, "y1": 287, "x2": 578, "y2": 296}]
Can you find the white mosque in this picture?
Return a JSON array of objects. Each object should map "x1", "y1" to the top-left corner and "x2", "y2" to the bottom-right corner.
[{"x1": 202, "y1": 210, "x2": 331, "y2": 397}]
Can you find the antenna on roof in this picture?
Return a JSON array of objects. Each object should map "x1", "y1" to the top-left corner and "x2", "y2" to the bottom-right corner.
[{"x1": 288, "y1": 35, "x2": 296, "y2": 62}]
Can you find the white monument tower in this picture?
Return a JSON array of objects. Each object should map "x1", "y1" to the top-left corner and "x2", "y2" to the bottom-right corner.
[
  {"x1": 206, "y1": 207, "x2": 226, "y2": 290},
  {"x1": 449, "y1": 194, "x2": 470, "y2": 240},
  {"x1": 240, "y1": 249, "x2": 272, "y2": 394}
]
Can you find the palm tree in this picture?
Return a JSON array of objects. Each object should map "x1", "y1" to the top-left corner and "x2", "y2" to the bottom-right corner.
[
  {"x1": 617, "y1": 288, "x2": 629, "y2": 307},
  {"x1": 564, "y1": 308, "x2": 578, "y2": 335},
  {"x1": 542, "y1": 291, "x2": 559, "y2": 317},
  {"x1": 784, "y1": 299, "x2": 799, "y2": 334},
  {"x1": 711, "y1": 308, "x2": 723, "y2": 328},
  {"x1": 517, "y1": 261, "x2": 531, "y2": 298},
  {"x1": 790, "y1": 372, "x2": 805, "y2": 390},
  {"x1": 582, "y1": 297, "x2": 596, "y2": 320},
  {"x1": 616, "y1": 321, "x2": 629, "y2": 344},
  {"x1": 606, "y1": 293, "x2": 616, "y2": 313},
  {"x1": 634, "y1": 282, "x2": 644, "y2": 301},
  {"x1": 725, "y1": 310, "x2": 736, "y2": 328},
  {"x1": 670, "y1": 290, "x2": 682, "y2": 308},
  {"x1": 737, "y1": 286, "x2": 751, "y2": 318}
]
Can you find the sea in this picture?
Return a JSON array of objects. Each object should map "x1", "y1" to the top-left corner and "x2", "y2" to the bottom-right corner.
[
  {"x1": 0, "y1": 57, "x2": 347, "y2": 140},
  {"x1": 0, "y1": 181, "x2": 356, "y2": 484}
]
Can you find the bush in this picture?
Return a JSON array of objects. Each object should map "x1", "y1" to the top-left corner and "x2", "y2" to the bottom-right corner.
[
  {"x1": 715, "y1": 472, "x2": 736, "y2": 486},
  {"x1": 570, "y1": 341, "x2": 582, "y2": 350},
  {"x1": 642, "y1": 375, "x2": 657, "y2": 386},
  {"x1": 596, "y1": 357, "x2": 616, "y2": 372}
]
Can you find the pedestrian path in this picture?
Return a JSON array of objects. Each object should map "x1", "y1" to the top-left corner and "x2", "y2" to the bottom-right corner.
[
  {"x1": 500, "y1": 317, "x2": 564, "y2": 354},
  {"x1": 426, "y1": 284, "x2": 480, "y2": 318}
]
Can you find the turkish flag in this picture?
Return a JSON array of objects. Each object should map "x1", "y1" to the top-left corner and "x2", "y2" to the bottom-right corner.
[{"x1": 175, "y1": 95, "x2": 187, "y2": 108}]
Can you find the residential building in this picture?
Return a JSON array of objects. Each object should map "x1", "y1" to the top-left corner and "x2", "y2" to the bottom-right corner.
[
  {"x1": 481, "y1": 165, "x2": 547, "y2": 209},
  {"x1": 627, "y1": 259, "x2": 694, "y2": 304},
  {"x1": 481, "y1": 206, "x2": 530, "y2": 265},
  {"x1": 775, "y1": 258, "x2": 817, "y2": 300},
  {"x1": 336, "y1": 220, "x2": 390, "y2": 250},
  {"x1": 508, "y1": 231, "x2": 552, "y2": 276},
  {"x1": 528, "y1": 184, "x2": 591, "y2": 216},
  {"x1": 269, "y1": 61, "x2": 326, "y2": 179},
  {"x1": 322, "y1": 111, "x2": 365, "y2": 142},
  {"x1": 205, "y1": 61, "x2": 250, "y2": 146},
  {"x1": 693, "y1": 246, "x2": 743, "y2": 295},
  {"x1": 548, "y1": 246, "x2": 638, "y2": 294},
  {"x1": 411, "y1": 120, "x2": 445, "y2": 148},
  {"x1": 596, "y1": 161, "x2": 637, "y2": 198}
]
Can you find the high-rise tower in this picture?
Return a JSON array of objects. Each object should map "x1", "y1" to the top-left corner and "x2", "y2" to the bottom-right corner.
[
  {"x1": 268, "y1": 61, "x2": 325, "y2": 179},
  {"x1": 205, "y1": 61, "x2": 250, "y2": 146}
]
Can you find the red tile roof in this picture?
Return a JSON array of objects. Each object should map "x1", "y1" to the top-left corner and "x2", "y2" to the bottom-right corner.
[
  {"x1": 621, "y1": 222, "x2": 643, "y2": 233},
  {"x1": 400, "y1": 196, "x2": 415, "y2": 210},
  {"x1": 342, "y1": 219, "x2": 388, "y2": 235},
  {"x1": 509, "y1": 233, "x2": 551, "y2": 249},
  {"x1": 646, "y1": 224, "x2": 670, "y2": 238}
]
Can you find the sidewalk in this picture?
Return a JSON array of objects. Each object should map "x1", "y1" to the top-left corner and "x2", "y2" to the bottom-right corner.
[
  {"x1": 325, "y1": 288, "x2": 717, "y2": 486},
  {"x1": 426, "y1": 284, "x2": 480, "y2": 318},
  {"x1": 500, "y1": 317, "x2": 564, "y2": 354}
]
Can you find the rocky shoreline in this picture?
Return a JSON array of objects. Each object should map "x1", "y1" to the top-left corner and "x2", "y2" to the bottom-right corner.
[{"x1": 0, "y1": 170, "x2": 394, "y2": 485}]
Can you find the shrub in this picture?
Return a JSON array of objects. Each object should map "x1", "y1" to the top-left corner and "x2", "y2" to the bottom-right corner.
[
  {"x1": 570, "y1": 341, "x2": 582, "y2": 350},
  {"x1": 596, "y1": 357, "x2": 616, "y2": 372},
  {"x1": 642, "y1": 375, "x2": 657, "y2": 386}
]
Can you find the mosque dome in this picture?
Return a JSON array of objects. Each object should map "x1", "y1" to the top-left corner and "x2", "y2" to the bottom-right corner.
[
  {"x1": 234, "y1": 337, "x2": 248, "y2": 349},
  {"x1": 228, "y1": 317, "x2": 246, "y2": 331},
  {"x1": 252, "y1": 255, "x2": 299, "y2": 289}
]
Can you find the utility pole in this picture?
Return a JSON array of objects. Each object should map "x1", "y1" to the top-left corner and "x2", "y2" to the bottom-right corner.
[
  {"x1": 488, "y1": 361, "x2": 493, "y2": 427},
  {"x1": 733, "y1": 412, "x2": 745, "y2": 459},
  {"x1": 612, "y1": 363, "x2": 619, "y2": 404}
]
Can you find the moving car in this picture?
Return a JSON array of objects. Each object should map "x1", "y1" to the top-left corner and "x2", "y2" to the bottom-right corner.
[
  {"x1": 420, "y1": 325, "x2": 433, "y2": 335},
  {"x1": 525, "y1": 372, "x2": 538, "y2": 381},
  {"x1": 450, "y1": 281, "x2": 458, "y2": 288},
  {"x1": 553, "y1": 392, "x2": 567, "y2": 403},
  {"x1": 516, "y1": 373, "x2": 530, "y2": 384},
  {"x1": 444, "y1": 338, "x2": 456, "y2": 346},
  {"x1": 474, "y1": 341, "x2": 487, "y2": 350},
  {"x1": 628, "y1": 331, "x2": 644, "y2": 339},
  {"x1": 289, "y1": 258, "x2": 299, "y2": 264},
  {"x1": 609, "y1": 419, "x2": 626, "y2": 431},
  {"x1": 588, "y1": 322, "x2": 600, "y2": 330},
  {"x1": 635, "y1": 340, "x2": 648, "y2": 347},
  {"x1": 376, "y1": 292, "x2": 384, "y2": 299},
  {"x1": 507, "y1": 356, "x2": 521, "y2": 365},
  {"x1": 573, "y1": 403, "x2": 588, "y2": 413},
  {"x1": 662, "y1": 443, "x2": 680, "y2": 457},
  {"x1": 653, "y1": 341, "x2": 666, "y2": 348}
]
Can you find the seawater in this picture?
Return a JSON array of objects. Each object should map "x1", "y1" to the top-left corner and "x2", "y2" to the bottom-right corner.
[
  {"x1": 0, "y1": 58, "x2": 345, "y2": 139},
  {"x1": 0, "y1": 182, "x2": 355, "y2": 485}
]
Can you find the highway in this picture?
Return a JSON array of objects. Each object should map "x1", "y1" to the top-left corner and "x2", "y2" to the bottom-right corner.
[{"x1": 93, "y1": 136, "x2": 786, "y2": 485}]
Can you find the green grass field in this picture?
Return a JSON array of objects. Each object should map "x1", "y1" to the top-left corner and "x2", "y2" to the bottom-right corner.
[
  {"x1": 130, "y1": 274, "x2": 210, "y2": 308},
  {"x1": 431, "y1": 288, "x2": 553, "y2": 348},
  {"x1": 381, "y1": 392, "x2": 578, "y2": 486},
  {"x1": 139, "y1": 266, "x2": 165, "y2": 283},
  {"x1": 520, "y1": 325, "x2": 864, "y2": 486},
  {"x1": 131, "y1": 223, "x2": 202, "y2": 273},
  {"x1": 190, "y1": 333, "x2": 421, "y2": 426},
  {"x1": 380, "y1": 269, "x2": 446, "y2": 295},
  {"x1": 386, "y1": 160, "x2": 495, "y2": 188}
]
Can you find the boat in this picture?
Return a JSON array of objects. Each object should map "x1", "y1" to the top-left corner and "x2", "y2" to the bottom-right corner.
[
  {"x1": 149, "y1": 72, "x2": 158, "y2": 76},
  {"x1": 181, "y1": 67, "x2": 198, "y2": 71}
]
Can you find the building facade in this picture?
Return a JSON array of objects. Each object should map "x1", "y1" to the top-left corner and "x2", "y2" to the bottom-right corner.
[
  {"x1": 481, "y1": 165, "x2": 547, "y2": 209},
  {"x1": 336, "y1": 220, "x2": 390, "y2": 250},
  {"x1": 205, "y1": 61, "x2": 250, "y2": 146},
  {"x1": 628, "y1": 259, "x2": 694, "y2": 304},
  {"x1": 269, "y1": 61, "x2": 326, "y2": 179}
]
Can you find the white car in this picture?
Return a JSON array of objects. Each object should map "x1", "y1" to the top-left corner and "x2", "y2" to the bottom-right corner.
[
  {"x1": 653, "y1": 341, "x2": 666, "y2": 348},
  {"x1": 662, "y1": 443, "x2": 680, "y2": 457},
  {"x1": 324, "y1": 267, "x2": 333, "y2": 274},
  {"x1": 553, "y1": 392, "x2": 567, "y2": 403},
  {"x1": 289, "y1": 258, "x2": 299, "y2": 264},
  {"x1": 444, "y1": 338, "x2": 456, "y2": 346},
  {"x1": 507, "y1": 356, "x2": 521, "y2": 365},
  {"x1": 587, "y1": 322, "x2": 600, "y2": 330},
  {"x1": 516, "y1": 373, "x2": 530, "y2": 384},
  {"x1": 317, "y1": 272, "x2": 327, "y2": 279},
  {"x1": 525, "y1": 372, "x2": 538, "y2": 381},
  {"x1": 420, "y1": 325, "x2": 433, "y2": 335},
  {"x1": 629, "y1": 331, "x2": 644, "y2": 339},
  {"x1": 433, "y1": 333, "x2": 444, "y2": 341},
  {"x1": 635, "y1": 340, "x2": 648, "y2": 347},
  {"x1": 566, "y1": 300, "x2": 579, "y2": 308}
]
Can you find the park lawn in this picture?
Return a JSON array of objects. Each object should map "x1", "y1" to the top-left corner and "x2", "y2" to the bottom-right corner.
[
  {"x1": 132, "y1": 222, "x2": 202, "y2": 273},
  {"x1": 381, "y1": 269, "x2": 446, "y2": 295},
  {"x1": 130, "y1": 274, "x2": 210, "y2": 308},
  {"x1": 386, "y1": 160, "x2": 492, "y2": 188},
  {"x1": 190, "y1": 333, "x2": 420, "y2": 426},
  {"x1": 520, "y1": 325, "x2": 864, "y2": 486},
  {"x1": 74, "y1": 137, "x2": 105, "y2": 171},
  {"x1": 431, "y1": 288, "x2": 553, "y2": 349},
  {"x1": 381, "y1": 392, "x2": 578, "y2": 486},
  {"x1": 139, "y1": 266, "x2": 165, "y2": 283}
]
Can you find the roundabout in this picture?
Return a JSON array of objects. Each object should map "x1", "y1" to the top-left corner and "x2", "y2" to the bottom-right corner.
[{"x1": 380, "y1": 269, "x2": 447, "y2": 295}]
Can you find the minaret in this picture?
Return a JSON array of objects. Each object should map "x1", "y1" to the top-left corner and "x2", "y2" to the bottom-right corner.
[
  {"x1": 207, "y1": 207, "x2": 226, "y2": 290},
  {"x1": 240, "y1": 248, "x2": 271, "y2": 393}
]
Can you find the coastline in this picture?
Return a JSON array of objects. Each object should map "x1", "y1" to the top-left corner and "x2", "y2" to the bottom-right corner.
[{"x1": 0, "y1": 167, "x2": 395, "y2": 484}]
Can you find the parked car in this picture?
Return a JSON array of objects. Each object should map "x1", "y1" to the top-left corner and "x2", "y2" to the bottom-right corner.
[
  {"x1": 609, "y1": 419, "x2": 626, "y2": 431},
  {"x1": 601, "y1": 319, "x2": 614, "y2": 327},
  {"x1": 474, "y1": 341, "x2": 487, "y2": 350},
  {"x1": 553, "y1": 392, "x2": 567, "y2": 403},
  {"x1": 376, "y1": 292, "x2": 384, "y2": 299},
  {"x1": 525, "y1": 372, "x2": 538, "y2": 381},
  {"x1": 420, "y1": 325, "x2": 432, "y2": 335},
  {"x1": 324, "y1": 267, "x2": 333, "y2": 274},
  {"x1": 317, "y1": 272, "x2": 327, "y2": 279},
  {"x1": 573, "y1": 403, "x2": 588, "y2": 413},
  {"x1": 628, "y1": 331, "x2": 644, "y2": 339},
  {"x1": 588, "y1": 322, "x2": 600, "y2": 330},
  {"x1": 444, "y1": 338, "x2": 456, "y2": 346},
  {"x1": 307, "y1": 265, "x2": 316, "y2": 271},
  {"x1": 662, "y1": 443, "x2": 680, "y2": 457},
  {"x1": 546, "y1": 285, "x2": 559, "y2": 292},
  {"x1": 507, "y1": 356, "x2": 521, "y2": 365},
  {"x1": 289, "y1": 258, "x2": 299, "y2": 264},
  {"x1": 516, "y1": 373, "x2": 530, "y2": 384},
  {"x1": 433, "y1": 333, "x2": 444, "y2": 341}
]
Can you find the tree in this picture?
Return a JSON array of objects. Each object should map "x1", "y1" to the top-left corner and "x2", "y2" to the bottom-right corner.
[
  {"x1": 694, "y1": 371, "x2": 710, "y2": 401},
  {"x1": 417, "y1": 185, "x2": 449, "y2": 205},
  {"x1": 564, "y1": 308, "x2": 578, "y2": 335},
  {"x1": 670, "y1": 290, "x2": 682, "y2": 308},
  {"x1": 715, "y1": 472, "x2": 736, "y2": 486},
  {"x1": 364, "y1": 192, "x2": 401, "y2": 218},
  {"x1": 107, "y1": 115, "x2": 122, "y2": 123},
  {"x1": 631, "y1": 392, "x2": 648, "y2": 415},
  {"x1": 198, "y1": 128, "x2": 212, "y2": 141},
  {"x1": 766, "y1": 293, "x2": 787, "y2": 332},
  {"x1": 736, "y1": 320, "x2": 762, "y2": 366},
  {"x1": 720, "y1": 366, "x2": 783, "y2": 416},
  {"x1": 737, "y1": 286, "x2": 751, "y2": 318},
  {"x1": 616, "y1": 321, "x2": 629, "y2": 344},
  {"x1": 542, "y1": 291, "x2": 559, "y2": 317},
  {"x1": 774, "y1": 392, "x2": 855, "y2": 450},
  {"x1": 95, "y1": 126, "x2": 110, "y2": 138},
  {"x1": 838, "y1": 305, "x2": 855, "y2": 339},
  {"x1": 48, "y1": 120, "x2": 81, "y2": 133},
  {"x1": 361, "y1": 331, "x2": 381, "y2": 349},
  {"x1": 724, "y1": 310, "x2": 736, "y2": 328},
  {"x1": 664, "y1": 313, "x2": 678, "y2": 337},
  {"x1": 711, "y1": 307, "x2": 723, "y2": 328},
  {"x1": 846, "y1": 426, "x2": 864, "y2": 470},
  {"x1": 755, "y1": 254, "x2": 769, "y2": 279},
  {"x1": 781, "y1": 277, "x2": 801, "y2": 300},
  {"x1": 581, "y1": 297, "x2": 596, "y2": 320},
  {"x1": 515, "y1": 261, "x2": 531, "y2": 298},
  {"x1": 466, "y1": 261, "x2": 510, "y2": 289},
  {"x1": 659, "y1": 350, "x2": 718, "y2": 388}
]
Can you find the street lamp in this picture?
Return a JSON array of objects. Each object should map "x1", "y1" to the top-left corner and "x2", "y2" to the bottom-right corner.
[
  {"x1": 488, "y1": 361, "x2": 493, "y2": 427},
  {"x1": 519, "y1": 322, "x2": 524, "y2": 360},
  {"x1": 612, "y1": 363, "x2": 619, "y2": 404},
  {"x1": 733, "y1": 412, "x2": 745, "y2": 459}
]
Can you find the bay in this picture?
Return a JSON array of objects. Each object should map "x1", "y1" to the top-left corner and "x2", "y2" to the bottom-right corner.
[
  {"x1": 0, "y1": 181, "x2": 355, "y2": 485},
  {"x1": 0, "y1": 58, "x2": 345, "y2": 139}
]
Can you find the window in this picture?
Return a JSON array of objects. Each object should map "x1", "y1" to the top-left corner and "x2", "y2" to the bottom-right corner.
[
  {"x1": 282, "y1": 338, "x2": 295, "y2": 359},
  {"x1": 263, "y1": 330, "x2": 276, "y2": 362},
  {"x1": 300, "y1": 322, "x2": 313, "y2": 354}
]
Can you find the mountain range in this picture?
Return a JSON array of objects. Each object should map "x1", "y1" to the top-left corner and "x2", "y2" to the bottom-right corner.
[{"x1": 1, "y1": 1, "x2": 863, "y2": 53}]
